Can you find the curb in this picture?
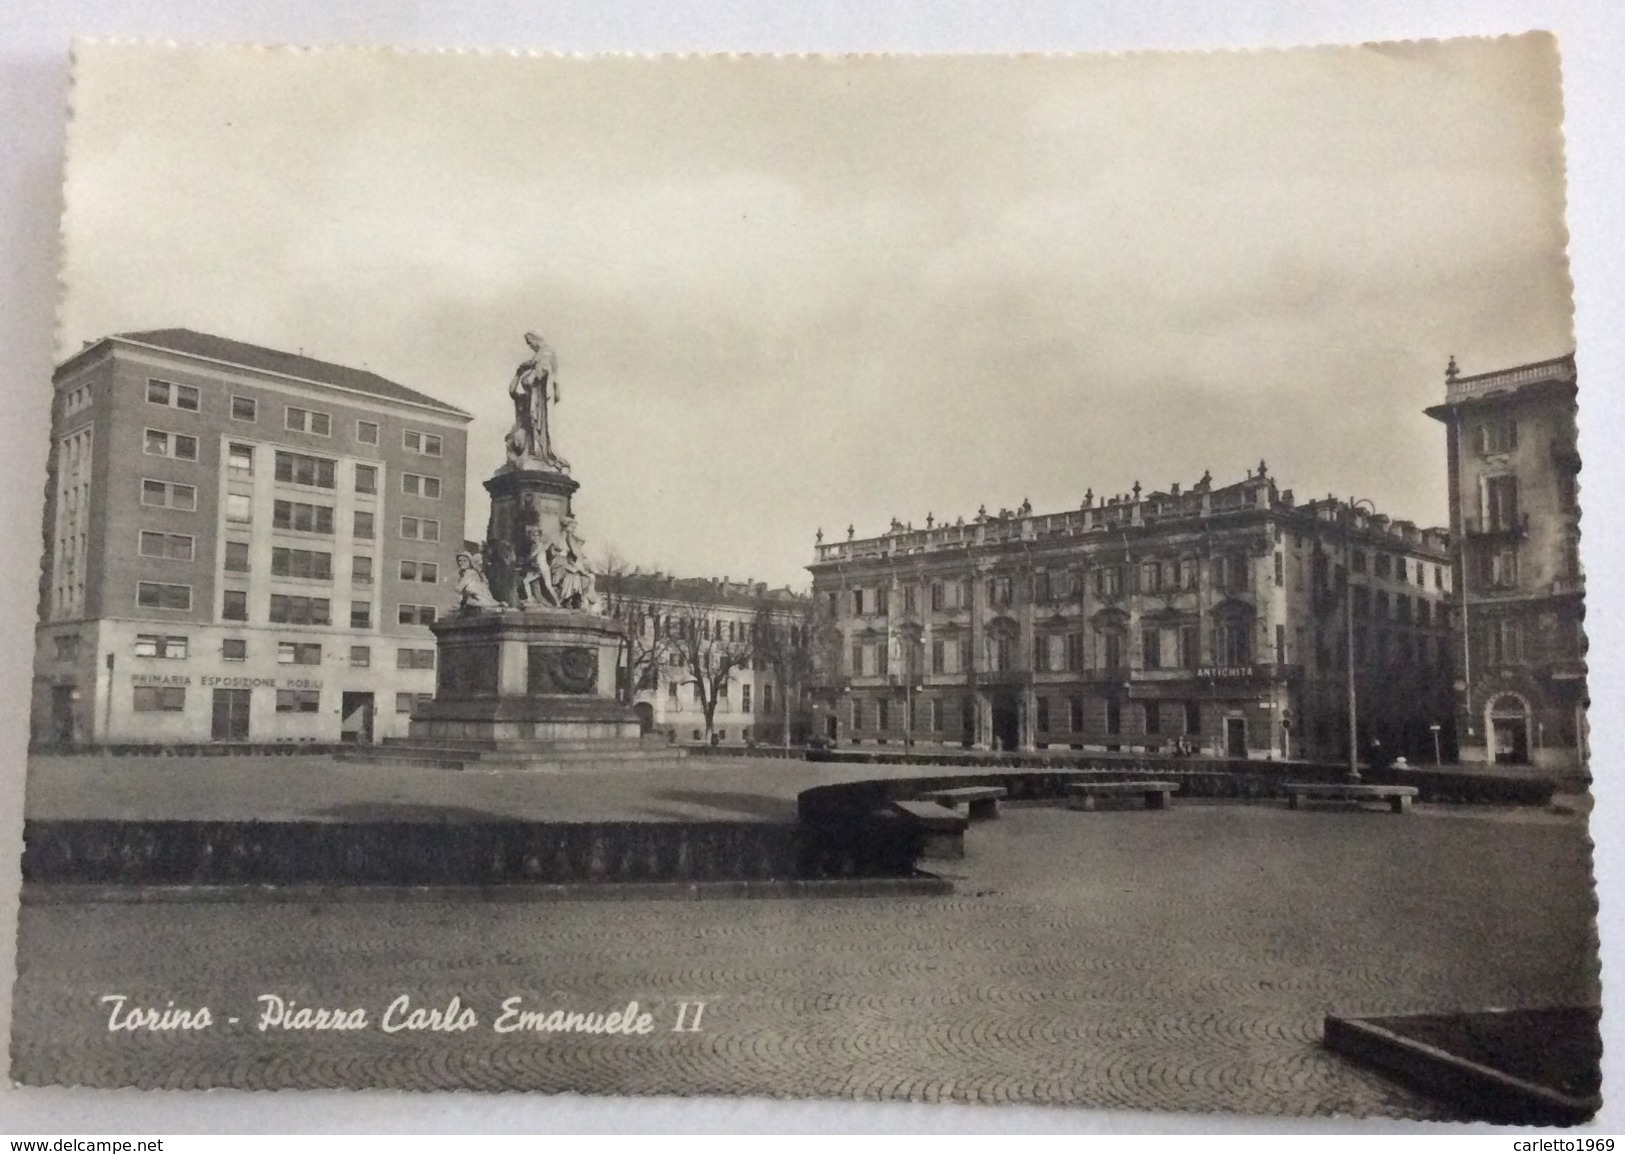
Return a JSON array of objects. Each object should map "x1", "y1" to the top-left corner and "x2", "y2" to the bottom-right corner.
[
  {"x1": 1323, "y1": 1014, "x2": 1601, "y2": 1125},
  {"x1": 21, "y1": 875, "x2": 955, "y2": 906}
]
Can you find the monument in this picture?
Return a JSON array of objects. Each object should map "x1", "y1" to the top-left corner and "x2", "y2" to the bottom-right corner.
[{"x1": 402, "y1": 331, "x2": 666, "y2": 765}]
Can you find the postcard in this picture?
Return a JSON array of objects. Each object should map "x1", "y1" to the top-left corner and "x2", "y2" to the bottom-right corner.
[{"x1": 7, "y1": 38, "x2": 1599, "y2": 1127}]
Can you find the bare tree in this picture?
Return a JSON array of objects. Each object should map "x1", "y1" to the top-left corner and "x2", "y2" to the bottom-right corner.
[
  {"x1": 594, "y1": 553, "x2": 674, "y2": 705},
  {"x1": 752, "y1": 591, "x2": 816, "y2": 749},
  {"x1": 666, "y1": 601, "x2": 754, "y2": 742}
]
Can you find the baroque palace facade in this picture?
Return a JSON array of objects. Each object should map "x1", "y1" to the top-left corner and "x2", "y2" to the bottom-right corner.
[
  {"x1": 32, "y1": 329, "x2": 471, "y2": 747},
  {"x1": 807, "y1": 465, "x2": 1455, "y2": 763}
]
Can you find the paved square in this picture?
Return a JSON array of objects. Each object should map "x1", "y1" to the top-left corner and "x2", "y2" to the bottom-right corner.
[{"x1": 10, "y1": 801, "x2": 1598, "y2": 1120}]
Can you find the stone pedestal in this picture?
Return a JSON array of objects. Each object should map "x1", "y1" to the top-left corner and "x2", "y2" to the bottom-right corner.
[
  {"x1": 409, "y1": 609, "x2": 639, "y2": 745},
  {"x1": 479, "y1": 465, "x2": 580, "y2": 608}
]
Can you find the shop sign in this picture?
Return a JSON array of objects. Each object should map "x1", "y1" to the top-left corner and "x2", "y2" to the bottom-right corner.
[{"x1": 1195, "y1": 665, "x2": 1255, "y2": 681}]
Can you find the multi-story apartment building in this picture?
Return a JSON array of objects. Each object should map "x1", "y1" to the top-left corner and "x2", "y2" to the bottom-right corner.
[
  {"x1": 598, "y1": 571, "x2": 812, "y2": 746},
  {"x1": 32, "y1": 329, "x2": 471, "y2": 746},
  {"x1": 808, "y1": 465, "x2": 1455, "y2": 763},
  {"x1": 1425, "y1": 354, "x2": 1585, "y2": 770}
]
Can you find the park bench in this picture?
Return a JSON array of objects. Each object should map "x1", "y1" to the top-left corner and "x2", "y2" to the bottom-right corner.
[
  {"x1": 1283, "y1": 782, "x2": 1419, "y2": 814},
  {"x1": 1066, "y1": 779, "x2": 1180, "y2": 811},
  {"x1": 915, "y1": 785, "x2": 1008, "y2": 820},
  {"x1": 885, "y1": 799, "x2": 971, "y2": 860}
]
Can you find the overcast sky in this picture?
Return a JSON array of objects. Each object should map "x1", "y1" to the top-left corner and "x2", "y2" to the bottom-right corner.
[{"x1": 59, "y1": 37, "x2": 1573, "y2": 588}]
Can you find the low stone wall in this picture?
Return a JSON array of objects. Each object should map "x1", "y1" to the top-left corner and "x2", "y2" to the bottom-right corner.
[
  {"x1": 20, "y1": 818, "x2": 923, "y2": 887},
  {"x1": 798, "y1": 763, "x2": 1556, "y2": 820}
]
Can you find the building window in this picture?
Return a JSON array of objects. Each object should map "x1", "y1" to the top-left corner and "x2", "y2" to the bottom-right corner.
[
  {"x1": 1276, "y1": 623, "x2": 1288, "y2": 661},
  {"x1": 133, "y1": 686, "x2": 186, "y2": 712},
  {"x1": 228, "y1": 443, "x2": 254, "y2": 475},
  {"x1": 274, "y1": 451, "x2": 337, "y2": 489},
  {"x1": 1351, "y1": 549, "x2": 1367, "y2": 575},
  {"x1": 1184, "y1": 700, "x2": 1201, "y2": 734},
  {"x1": 400, "y1": 516, "x2": 441, "y2": 542},
  {"x1": 1177, "y1": 558, "x2": 1198, "y2": 590},
  {"x1": 958, "y1": 636, "x2": 973, "y2": 674},
  {"x1": 1484, "y1": 475, "x2": 1520, "y2": 531},
  {"x1": 1216, "y1": 619, "x2": 1252, "y2": 665},
  {"x1": 136, "y1": 581, "x2": 191, "y2": 611},
  {"x1": 220, "y1": 493, "x2": 251, "y2": 524},
  {"x1": 399, "y1": 560, "x2": 439, "y2": 584},
  {"x1": 147, "y1": 379, "x2": 199, "y2": 411},
  {"x1": 276, "y1": 689, "x2": 321, "y2": 713},
  {"x1": 1374, "y1": 553, "x2": 1392, "y2": 579},
  {"x1": 993, "y1": 637, "x2": 1012, "y2": 672},
  {"x1": 272, "y1": 500, "x2": 335, "y2": 535},
  {"x1": 1106, "y1": 698, "x2": 1122, "y2": 735},
  {"x1": 138, "y1": 531, "x2": 194, "y2": 561},
  {"x1": 1065, "y1": 632, "x2": 1084, "y2": 672},
  {"x1": 1068, "y1": 697, "x2": 1084, "y2": 733},
  {"x1": 396, "y1": 648, "x2": 436, "y2": 670},
  {"x1": 402, "y1": 473, "x2": 442, "y2": 499},
  {"x1": 1141, "y1": 628, "x2": 1162, "y2": 670},
  {"x1": 1141, "y1": 561, "x2": 1164, "y2": 594},
  {"x1": 222, "y1": 589, "x2": 249, "y2": 622},
  {"x1": 1479, "y1": 545, "x2": 1519, "y2": 589},
  {"x1": 350, "y1": 601, "x2": 371, "y2": 629},
  {"x1": 269, "y1": 594, "x2": 331, "y2": 626},
  {"x1": 356, "y1": 420, "x2": 379, "y2": 445},
  {"x1": 1144, "y1": 702, "x2": 1161, "y2": 735},
  {"x1": 1036, "y1": 696, "x2": 1050, "y2": 732},
  {"x1": 1488, "y1": 619, "x2": 1524, "y2": 665},
  {"x1": 398, "y1": 604, "x2": 438, "y2": 626},
  {"x1": 352, "y1": 555, "x2": 374, "y2": 585},
  {"x1": 53, "y1": 634, "x2": 80, "y2": 661},
  {"x1": 134, "y1": 634, "x2": 187, "y2": 659},
  {"x1": 931, "y1": 638, "x2": 945, "y2": 674},
  {"x1": 876, "y1": 698, "x2": 890, "y2": 731},
  {"x1": 277, "y1": 641, "x2": 322, "y2": 665},
  {"x1": 852, "y1": 589, "x2": 866, "y2": 616},
  {"x1": 902, "y1": 584, "x2": 917, "y2": 614},
  {"x1": 144, "y1": 429, "x2": 198, "y2": 461},
  {"x1": 231, "y1": 395, "x2": 258, "y2": 422},
  {"x1": 1274, "y1": 553, "x2": 1284, "y2": 586},
  {"x1": 222, "y1": 638, "x2": 247, "y2": 661},
  {"x1": 140, "y1": 479, "x2": 197, "y2": 510},
  {"x1": 403, "y1": 430, "x2": 443, "y2": 456},
  {"x1": 216, "y1": 541, "x2": 249, "y2": 576},
  {"x1": 1102, "y1": 630, "x2": 1126, "y2": 671},
  {"x1": 1219, "y1": 554, "x2": 1249, "y2": 592},
  {"x1": 354, "y1": 511, "x2": 375, "y2": 540},
  {"x1": 930, "y1": 583, "x2": 945, "y2": 611},
  {"x1": 354, "y1": 464, "x2": 378, "y2": 495},
  {"x1": 1178, "y1": 624, "x2": 1199, "y2": 669},
  {"x1": 395, "y1": 692, "x2": 431, "y2": 714},
  {"x1": 350, "y1": 645, "x2": 371, "y2": 668},
  {"x1": 285, "y1": 407, "x2": 332, "y2": 436},
  {"x1": 1478, "y1": 418, "x2": 1518, "y2": 454},
  {"x1": 1095, "y1": 566, "x2": 1123, "y2": 598},
  {"x1": 271, "y1": 547, "x2": 334, "y2": 580}
]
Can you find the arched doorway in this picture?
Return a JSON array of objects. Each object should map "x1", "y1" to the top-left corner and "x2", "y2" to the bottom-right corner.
[
  {"x1": 633, "y1": 701, "x2": 655, "y2": 736},
  {"x1": 1486, "y1": 693, "x2": 1531, "y2": 765}
]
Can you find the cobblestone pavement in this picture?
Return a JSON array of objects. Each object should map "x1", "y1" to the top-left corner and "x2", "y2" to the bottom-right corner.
[{"x1": 10, "y1": 805, "x2": 1599, "y2": 1121}]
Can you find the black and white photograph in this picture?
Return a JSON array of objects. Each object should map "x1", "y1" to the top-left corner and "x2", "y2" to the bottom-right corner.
[{"x1": 1, "y1": 28, "x2": 1613, "y2": 1132}]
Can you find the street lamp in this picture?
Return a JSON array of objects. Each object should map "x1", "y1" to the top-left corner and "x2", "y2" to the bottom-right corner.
[
  {"x1": 1344, "y1": 497, "x2": 1378, "y2": 783},
  {"x1": 1429, "y1": 722, "x2": 1442, "y2": 766}
]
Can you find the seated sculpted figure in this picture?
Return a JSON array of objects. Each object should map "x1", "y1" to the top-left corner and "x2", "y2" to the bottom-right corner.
[{"x1": 454, "y1": 552, "x2": 504, "y2": 612}]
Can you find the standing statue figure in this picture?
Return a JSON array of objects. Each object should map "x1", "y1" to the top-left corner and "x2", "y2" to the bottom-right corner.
[
  {"x1": 506, "y1": 330, "x2": 571, "y2": 472},
  {"x1": 454, "y1": 551, "x2": 505, "y2": 612},
  {"x1": 516, "y1": 524, "x2": 559, "y2": 607}
]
